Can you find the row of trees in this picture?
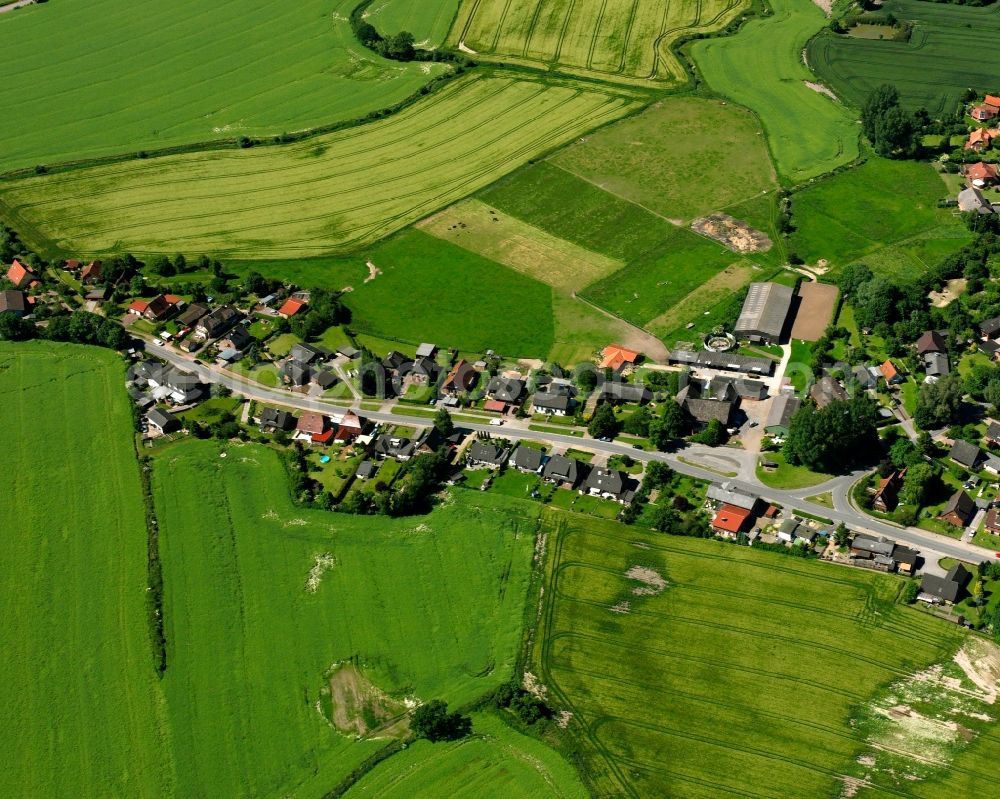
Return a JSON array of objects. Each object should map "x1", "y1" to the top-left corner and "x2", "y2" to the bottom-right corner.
[{"x1": 0, "y1": 308, "x2": 128, "y2": 350}]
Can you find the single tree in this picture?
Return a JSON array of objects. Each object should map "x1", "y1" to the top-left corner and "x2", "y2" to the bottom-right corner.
[{"x1": 588, "y1": 402, "x2": 620, "y2": 440}]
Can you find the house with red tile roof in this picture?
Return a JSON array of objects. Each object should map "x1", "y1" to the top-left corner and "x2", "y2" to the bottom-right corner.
[
  {"x1": 143, "y1": 294, "x2": 175, "y2": 322},
  {"x1": 296, "y1": 412, "x2": 327, "y2": 438},
  {"x1": 64, "y1": 259, "x2": 81, "y2": 272},
  {"x1": 966, "y1": 128, "x2": 999, "y2": 151},
  {"x1": 334, "y1": 411, "x2": 365, "y2": 442},
  {"x1": 971, "y1": 104, "x2": 998, "y2": 122},
  {"x1": 311, "y1": 428, "x2": 335, "y2": 445},
  {"x1": 879, "y1": 359, "x2": 903, "y2": 385},
  {"x1": 127, "y1": 299, "x2": 149, "y2": 315},
  {"x1": 712, "y1": 504, "x2": 752, "y2": 539},
  {"x1": 7, "y1": 259, "x2": 37, "y2": 289},
  {"x1": 966, "y1": 161, "x2": 999, "y2": 187},
  {"x1": 278, "y1": 297, "x2": 307, "y2": 318},
  {"x1": 599, "y1": 344, "x2": 640, "y2": 371},
  {"x1": 79, "y1": 260, "x2": 103, "y2": 284}
]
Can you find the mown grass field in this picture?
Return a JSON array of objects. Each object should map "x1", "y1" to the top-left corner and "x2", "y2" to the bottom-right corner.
[
  {"x1": 809, "y1": 0, "x2": 1000, "y2": 115},
  {"x1": 534, "y1": 509, "x2": 969, "y2": 798},
  {"x1": 2, "y1": 73, "x2": 640, "y2": 259},
  {"x1": 365, "y1": 0, "x2": 461, "y2": 46},
  {"x1": 690, "y1": 0, "x2": 859, "y2": 183},
  {"x1": 343, "y1": 712, "x2": 588, "y2": 799},
  {"x1": 153, "y1": 438, "x2": 538, "y2": 797},
  {"x1": 450, "y1": 0, "x2": 749, "y2": 86},
  {"x1": 0, "y1": 342, "x2": 172, "y2": 798},
  {"x1": 790, "y1": 158, "x2": 970, "y2": 274},
  {"x1": 550, "y1": 98, "x2": 778, "y2": 222},
  {"x1": 0, "y1": 0, "x2": 449, "y2": 172}
]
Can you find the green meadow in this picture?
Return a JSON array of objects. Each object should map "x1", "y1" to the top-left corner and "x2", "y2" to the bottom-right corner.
[
  {"x1": 0, "y1": 0, "x2": 448, "y2": 172},
  {"x1": 365, "y1": 0, "x2": 461, "y2": 46}
]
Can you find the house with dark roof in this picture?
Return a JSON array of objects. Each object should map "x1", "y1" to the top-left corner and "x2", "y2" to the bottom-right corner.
[
  {"x1": 980, "y1": 316, "x2": 1000, "y2": 340},
  {"x1": 259, "y1": 407, "x2": 294, "y2": 432},
  {"x1": 290, "y1": 343, "x2": 323, "y2": 365},
  {"x1": 533, "y1": 390, "x2": 574, "y2": 417},
  {"x1": 0, "y1": 289, "x2": 28, "y2": 318},
  {"x1": 809, "y1": 375, "x2": 847, "y2": 408},
  {"x1": 709, "y1": 375, "x2": 767, "y2": 401},
  {"x1": 706, "y1": 482, "x2": 761, "y2": 512},
  {"x1": 583, "y1": 467, "x2": 633, "y2": 503},
  {"x1": 850, "y1": 534, "x2": 896, "y2": 560},
  {"x1": 146, "y1": 407, "x2": 180, "y2": 435},
  {"x1": 374, "y1": 433, "x2": 415, "y2": 461},
  {"x1": 442, "y1": 359, "x2": 478, "y2": 395},
  {"x1": 734, "y1": 282, "x2": 794, "y2": 344},
  {"x1": 312, "y1": 370, "x2": 339, "y2": 391},
  {"x1": 542, "y1": 454, "x2": 580, "y2": 487},
  {"x1": 764, "y1": 394, "x2": 800, "y2": 437},
  {"x1": 957, "y1": 186, "x2": 995, "y2": 215},
  {"x1": 923, "y1": 352, "x2": 950, "y2": 381},
  {"x1": 510, "y1": 446, "x2": 544, "y2": 474},
  {"x1": 143, "y1": 294, "x2": 176, "y2": 322},
  {"x1": 986, "y1": 421, "x2": 1000, "y2": 446},
  {"x1": 892, "y1": 545, "x2": 919, "y2": 576},
  {"x1": 920, "y1": 564, "x2": 971, "y2": 604},
  {"x1": 676, "y1": 382, "x2": 735, "y2": 427},
  {"x1": 177, "y1": 302, "x2": 209, "y2": 328},
  {"x1": 132, "y1": 362, "x2": 205, "y2": 404},
  {"x1": 220, "y1": 325, "x2": 252, "y2": 352},
  {"x1": 873, "y1": 470, "x2": 904, "y2": 512},
  {"x1": 466, "y1": 440, "x2": 509, "y2": 469},
  {"x1": 196, "y1": 305, "x2": 241, "y2": 338},
  {"x1": 939, "y1": 490, "x2": 976, "y2": 527},
  {"x1": 382, "y1": 350, "x2": 408, "y2": 372},
  {"x1": 915, "y1": 330, "x2": 947, "y2": 356},
  {"x1": 486, "y1": 376, "x2": 525, "y2": 404},
  {"x1": 403, "y1": 356, "x2": 440, "y2": 384},
  {"x1": 598, "y1": 381, "x2": 652, "y2": 405},
  {"x1": 280, "y1": 360, "x2": 310, "y2": 386},
  {"x1": 949, "y1": 439, "x2": 981, "y2": 470},
  {"x1": 356, "y1": 460, "x2": 377, "y2": 480}
]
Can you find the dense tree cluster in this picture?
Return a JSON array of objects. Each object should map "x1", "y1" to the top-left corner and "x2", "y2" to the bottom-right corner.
[
  {"x1": 492, "y1": 681, "x2": 550, "y2": 725},
  {"x1": 861, "y1": 84, "x2": 917, "y2": 157},
  {"x1": 913, "y1": 373, "x2": 964, "y2": 429},
  {"x1": 289, "y1": 288, "x2": 349, "y2": 340},
  {"x1": 410, "y1": 700, "x2": 472, "y2": 742},
  {"x1": 784, "y1": 396, "x2": 879, "y2": 473},
  {"x1": 588, "y1": 403, "x2": 620, "y2": 439}
]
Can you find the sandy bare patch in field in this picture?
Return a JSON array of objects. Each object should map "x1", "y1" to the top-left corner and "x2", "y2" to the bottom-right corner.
[
  {"x1": 811, "y1": 0, "x2": 832, "y2": 14},
  {"x1": 419, "y1": 198, "x2": 622, "y2": 293},
  {"x1": 805, "y1": 81, "x2": 838, "y2": 101},
  {"x1": 790, "y1": 281, "x2": 839, "y2": 341},
  {"x1": 625, "y1": 565, "x2": 667, "y2": 595},
  {"x1": 929, "y1": 278, "x2": 966, "y2": 308},
  {"x1": 610, "y1": 600, "x2": 631, "y2": 614},
  {"x1": 647, "y1": 262, "x2": 753, "y2": 337},
  {"x1": 323, "y1": 664, "x2": 409, "y2": 738},
  {"x1": 691, "y1": 214, "x2": 772, "y2": 254},
  {"x1": 364, "y1": 261, "x2": 381, "y2": 283},
  {"x1": 305, "y1": 552, "x2": 336, "y2": 593}
]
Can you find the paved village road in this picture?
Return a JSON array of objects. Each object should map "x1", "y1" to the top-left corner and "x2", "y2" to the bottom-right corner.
[{"x1": 146, "y1": 343, "x2": 998, "y2": 567}]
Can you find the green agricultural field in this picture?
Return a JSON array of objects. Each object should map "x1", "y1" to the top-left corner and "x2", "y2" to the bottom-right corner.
[
  {"x1": 450, "y1": 0, "x2": 749, "y2": 87},
  {"x1": 365, "y1": 0, "x2": 462, "y2": 47},
  {"x1": 0, "y1": 342, "x2": 172, "y2": 797},
  {"x1": 345, "y1": 229, "x2": 555, "y2": 356},
  {"x1": 809, "y1": 0, "x2": 1000, "y2": 115},
  {"x1": 1, "y1": 73, "x2": 641, "y2": 258},
  {"x1": 550, "y1": 98, "x2": 778, "y2": 222},
  {"x1": 343, "y1": 713, "x2": 588, "y2": 799},
  {"x1": 0, "y1": 0, "x2": 449, "y2": 173},
  {"x1": 690, "y1": 0, "x2": 860, "y2": 183},
  {"x1": 153, "y1": 438, "x2": 537, "y2": 797},
  {"x1": 790, "y1": 158, "x2": 970, "y2": 274},
  {"x1": 533, "y1": 509, "x2": 974, "y2": 798}
]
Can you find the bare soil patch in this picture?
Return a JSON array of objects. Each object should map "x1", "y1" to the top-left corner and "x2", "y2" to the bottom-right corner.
[
  {"x1": 789, "y1": 281, "x2": 839, "y2": 341},
  {"x1": 691, "y1": 214, "x2": 772, "y2": 254},
  {"x1": 625, "y1": 565, "x2": 667, "y2": 596},
  {"x1": 805, "y1": 81, "x2": 838, "y2": 101},
  {"x1": 929, "y1": 277, "x2": 966, "y2": 308},
  {"x1": 322, "y1": 664, "x2": 409, "y2": 738}
]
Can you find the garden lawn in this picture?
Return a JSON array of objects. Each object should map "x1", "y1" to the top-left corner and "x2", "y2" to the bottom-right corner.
[
  {"x1": 3, "y1": 74, "x2": 641, "y2": 258},
  {"x1": 0, "y1": 342, "x2": 174, "y2": 798},
  {"x1": 0, "y1": 0, "x2": 448, "y2": 172},
  {"x1": 790, "y1": 158, "x2": 969, "y2": 273},
  {"x1": 689, "y1": 0, "x2": 859, "y2": 182},
  {"x1": 153, "y1": 438, "x2": 537, "y2": 798},
  {"x1": 533, "y1": 509, "x2": 968, "y2": 798},
  {"x1": 756, "y1": 450, "x2": 832, "y2": 490},
  {"x1": 345, "y1": 229, "x2": 554, "y2": 357}
]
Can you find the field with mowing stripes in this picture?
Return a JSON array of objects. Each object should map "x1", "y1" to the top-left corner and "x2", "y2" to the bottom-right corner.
[
  {"x1": 690, "y1": 0, "x2": 859, "y2": 182},
  {"x1": 0, "y1": 0, "x2": 449, "y2": 172},
  {"x1": 153, "y1": 439, "x2": 538, "y2": 797},
  {"x1": 0, "y1": 343, "x2": 172, "y2": 798},
  {"x1": 365, "y1": 0, "x2": 462, "y2": 46},
  {"x1": 809, "y1": 0, "x2": 1000, "y2": 115},
  {"x1": 533, "y1": 510, "x2": 969, "y2": 798},
  {"x1": 450, "y1": 0, "x2": 749, "y2": 86},
  {"x1": 1, "y1": 74, "x2": 641, "y2": 258}
]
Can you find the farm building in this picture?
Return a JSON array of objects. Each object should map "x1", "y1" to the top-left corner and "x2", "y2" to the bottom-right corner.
[
  {"x1": 706, "y1": 482, "x2": 760, "y2": 513},
  {"x1": 676, "y1": 381, "x2": 735, "y2": 427},
  {"x1": 667, "y1": 349, "x2": 774, "y2": 376},
  {"x1": 0, "y1": 289, "x2": 28, "y2": 317},
  {"x1": 146, "y1": 407, "x2": 180, "y2": 436},
  {"x1": 709, "y1": 376, "x2": 767, "y2": 401},
  {"x1": 764, "y1": 394, "x2": 800, "y2": 437},
  {"x1": 734, "y1": 282, "x2": 794, "y2": 344}
]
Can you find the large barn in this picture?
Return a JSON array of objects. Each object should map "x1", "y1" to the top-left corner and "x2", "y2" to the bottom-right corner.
[{"x1": 734, "y1": 282, "x2": 794, "y2": 344}]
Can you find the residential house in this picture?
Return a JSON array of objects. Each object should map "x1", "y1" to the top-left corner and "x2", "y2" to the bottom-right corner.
[
  {"x1": 510, "y1": 446, "x2": 544, "y2": 474},
  {"x1": 466, "y1": 440, "x2": 509, "y2": 469},
  {"x1": 984, "y1": 507, "x2": 1000, "y2": 535},
  {"x1": 949, "y1": 439, "x2": 981, "y2": 470},
  {"x1": 915, "y1": 330, "x2": 947, "y2": 356},
  {"x1": 64, "y1": 259, "x2": 81, "y2": 272},
  {"x1": 706, "y1": 482, "x2": 761, "y2": 513},
  {"x1": 599, "y1": 344, "x2": 640, "y2": 371},
  {"x1": 938, "y1": 490, "x2": 976, "y2": 527},
  {"x1": 486, "y1": 375, "x2": 525, "y2": 404},
  {"x1": 402, "y1": 356, "x2": 440, "y2": 384},
  {"x1": 79, "y1": 260, "x2": 102, "y2": 284},
  {"x1": 809, "y1": 374, "x2": 847, "y2": 408},
  {"x1": 220, "y1": 325, "x2": 252, "y2": 352},
  {"x1": 6, "y1": 259, "x2": 37, "y2": 289},
  {"x1": 259, "y1": 408, "x2": 294, "y2": 432},
  {"x1": 146, "y1": 407, "x2": 180, "y2": 435},
  {"x1": 280, "y1": 360, "x2": 310, "y2": 386},
  {"x1": 892, "y1": 545, "x2": 919, "y2": 576},
  {"x1": 923, "y1": 352, "x2": 950, "y2": 381},
  {"x1": 598, "y1": 381, "x2": 652, "y2": 405},
  {"x1": 442, "y1": 359, "x2": 478, "y2": 395},
  {"x1": 127, "y1": 299, "x2": 149, "y2": 315},
  {"x1": 920, "y1": 564, "x2": 971, "y2": 604},
  {"x1": 337, "y1": 345, "x2": 361, "y2": 360},
  {"x1": 533, "y1": 389, "x2": 575, "y2": 417},
  {"x1": 312, "y1": 370, "x2": 339, "y2": 391},
  {"x1": 130, "y1": 362, "x2": 204, "y2": 404},
  {"x1": 777, "y1": 519, "x2": 801, "y2": 543},
  {"x1": 986, "y1": 454, "x2": 1000, "y2": 475},
  {"x1": 416, "y1": 342, "x2": 437, "y2": 359},
  {"x1": 196, "y1": 305, "x2": 241, "y2": 339},
  {"x1": 667, "y1": 349, "x2": 774, "y2": 376},
  {"x1": 295, "y1": 412, "x2": 327, "y2": 440},
  {"x1": 0, "y1": 289, "x2": 28, "y2": 318},
  {"x1": 382, "y1": 350, "x2": 408, "y2": 373},
  {"x1": 709, "y1": 375, "x2": 768, "y2": 401},
  {"x1": 966, "y1": 161, "x2": 998, "y2": 187},
  {"x1": 971, "y1": 102, "x2": 999, "y2": 122},
  {"x1": 957, "y1": 187, "x2": 995, "y2": 215},
  {"x1": 879, "y1": 360, "x2": 903, "y2": 385},
  {"x1": 712, "y1": 504, "x2": 752, "y2": 539},
  {"x1": 143, "y1": 294, "x2": 176, "y2": 322},
  {"x1": 734, "y1": 282, "x2": 794, "y2": 344},
  {"x1": 356, "y1": 461, "x2": 377, "y2": 480},
  {"x1": 979, "y1": 316, "x2": 1000, "y2": 340},
  {"x1": 542, "y1": 454, "x2": 580, "y2": 487},
  {"x1": 583, "y1": 467, "x2": 633, "y2": 504},
  {"x1": 278, "y1": 297, "x2": 307, "y2": 318},
  {"x1": 334, "y1": 411, "x2": 365, "y2": 443},
  {"x1": 851, "y1": 364, "x2": 878, "y2": 391},
  {"x1": 850, "y1": 534, "x2": 895, "y2": 560},
  {"x1": 981, "y1": 339, "x2": 1000, "y2": 360},
  {"x1": 966, "y1": 127, "x2": 998, "y2": 151},
  {"x1": 873, "y1": 469, "x2": 905, "y2": 512},
  {"x1": 373, "y1": 433, "x2": 415, "y2": 461},
  {"x1": 290, "y1": 343, "x2": 323, "y2": 365},
  {"x1": 676, "y1": 381, "x2": 735, "y2": 427},
  {"x1": 764, "y1": 394, "x2": 800, "y2": 437},
  {"x1": 85, "y1": 287, "x2": 108, "y2": 302},
  {"x1": 987, "y1": 421, "x2": 1000, "y2": 446}
]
